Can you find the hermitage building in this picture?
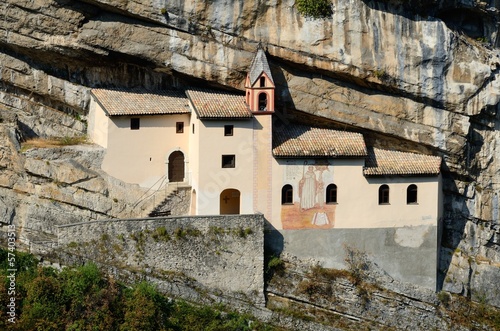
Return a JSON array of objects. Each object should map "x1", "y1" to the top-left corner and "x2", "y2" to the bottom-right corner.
[{"x1": 88, "y1": 47, "x2": 443, "y2": 289}]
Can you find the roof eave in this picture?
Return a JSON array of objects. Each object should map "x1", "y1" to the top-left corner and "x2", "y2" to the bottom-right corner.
[
  {"x1": 272, "y1": 153, "x2": 368, "y2": 159},
  {"x1": 108, "y1": 111, "x2": 191, "y2": 116},
  {"x1": 199, "y1": 116, "x2": 253, "y2": 120},
  {"x1": 363, "y1": 172, "x2": 440, "y2": 177}
]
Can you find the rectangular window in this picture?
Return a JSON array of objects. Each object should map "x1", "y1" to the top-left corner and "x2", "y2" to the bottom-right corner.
[
  {"x1": 221, "y1": 155, "x2": 235, "y2": 168},
  {"x1": 176, "y1": 122, "x2": 184, "y2": 133},
  {"x1": 192, "y1": 123, "x2": 195, "y2": 134},
  {"x1": 224, "y1": 125, "x2": 234, "y2": 136},
  {"x1": 130, "y1": 118, "x2": 140, "y2": 130}
]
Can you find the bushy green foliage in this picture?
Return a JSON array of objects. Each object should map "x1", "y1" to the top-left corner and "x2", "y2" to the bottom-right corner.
[
  {"x1": 437, "y1": 290, "x2": 451, "y2": 306},
  {"x1": 0, "y1": 249, "x2": 278, "y2": 331},
  {"x1": 265, "y1": 255, "x2": 285, "y2": 281},
  {"x1": 120, "y1": 282, "x2": 173, "y2": 331},
  {"x1": 295, "y1": 0, "x2": 333, "y2": 18}
]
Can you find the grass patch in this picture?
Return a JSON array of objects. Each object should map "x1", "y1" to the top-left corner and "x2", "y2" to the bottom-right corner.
[
  {"x1": 152, "y1": 226, "x2": 171, "y2": 242},
  {"x1": 234, "y1": 227, "x2": 253, "y2": 238},
  {"x1": 174, "y1": 227, "x2": 201, "y2": 240},
  {"x1": 67, "y1": 242, "x2": 79, "y2": 249},
  {"x1": 21, "y1": 135, "x2": 88, "y2": 151}
]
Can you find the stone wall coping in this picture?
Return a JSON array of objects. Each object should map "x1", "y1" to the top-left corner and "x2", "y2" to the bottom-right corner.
[{"x1": 57, "y1": 213, "x2": 263, "y2": 228}]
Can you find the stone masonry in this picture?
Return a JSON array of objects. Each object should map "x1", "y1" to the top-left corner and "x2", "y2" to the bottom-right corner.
[{"x1": 56, "y1": 214, "x2": 265, "y2": 305}]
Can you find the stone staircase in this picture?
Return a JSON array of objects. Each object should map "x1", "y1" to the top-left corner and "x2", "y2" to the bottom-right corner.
[{"x1": 148, "y1": 182, "x2": 191, "y2": 217}]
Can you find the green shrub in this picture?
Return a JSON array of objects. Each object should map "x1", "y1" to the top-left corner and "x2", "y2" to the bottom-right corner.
[
  {"x1": 296, "y1": 0, "x2": 333, "y2": 18},
  {"x1": 67, "y1": 241, "x2": 78, "y2": 248},
  {"x1": 152, "y1": 226, "x2": 171, "y2": 241},
  {"x1": 236, "y1": 227, "x2": 254, "y2": 238},
  {"x1": 266, "y1": 255, "x2": 285, "y2": 278},
  {"x1": 343, "y1": 245, "x2": 369, "y2": 285},
  {"x1": 0, "y1": 248, "x2": 279, "y2": 331},
  {"x1": 121, "y1": 282, "x2": 173, "y2": 330},
  {"x1": 437, "y1": 290, "x2": 451, "y2": 306}
]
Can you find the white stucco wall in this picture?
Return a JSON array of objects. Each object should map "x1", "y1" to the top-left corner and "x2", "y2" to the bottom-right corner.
[
  {"x1": 269, "y1": 158, "x2": 442, "y2": 230},
  {"x1": 253, "y1": 114, "x2": 274, "y2": 220},
  {"x1": 356, "y1": 175, "x2": 441, "y2": 228},
  {"x1": 188, "y1": 115, "x2": 200, "y2": 214},
  {"x1": 87, "y1": 98, "x2": 109, "y2": 148},
  {"x1": 101, "y1": 114, "x2": 190, "y2": 188},
  {"x1": 193, "y1": 119, "x2": 255, "y2": 215}
]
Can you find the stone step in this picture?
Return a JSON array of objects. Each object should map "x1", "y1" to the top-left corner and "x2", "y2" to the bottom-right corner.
[{"x1": 148, "y1": 184, "x2": 190, "y2": 217}]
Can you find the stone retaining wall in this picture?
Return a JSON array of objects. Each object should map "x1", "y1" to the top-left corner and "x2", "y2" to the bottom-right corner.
[{"x1": 57, "y1": 214, "x2": 265, "y2": 305}]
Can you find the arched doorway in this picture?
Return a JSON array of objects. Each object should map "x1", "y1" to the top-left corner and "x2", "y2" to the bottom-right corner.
[
  {"x1": 220, "y1": 189, "x2": 240, "y2": 214},
  {"x1": 168, "y1": 151, "x2": 184, "y2": 182}
]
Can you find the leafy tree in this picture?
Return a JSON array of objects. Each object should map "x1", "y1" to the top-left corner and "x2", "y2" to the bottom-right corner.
[
  {"x1": 120, "y1": 282, "x2": 173, "y2": 331},
  {"x1": 18, "y1": 275, "x2": 65, "y2": 330},
  {"x1": 0, "y1": 249, "x2": 278, "y2": 331}
]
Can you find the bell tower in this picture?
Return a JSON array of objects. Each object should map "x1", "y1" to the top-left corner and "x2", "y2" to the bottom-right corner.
[
  {"x1": 246, "y1": 45, "x2": 275, "y2": 220},
  {"x1": 245, "y1": 45, "x2": 275, "y2": 113}
]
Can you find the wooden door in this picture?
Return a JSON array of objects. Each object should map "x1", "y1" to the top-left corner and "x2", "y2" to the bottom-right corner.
[{"x1": 168, "y1": 151, "x2": 184, "y2": 182}]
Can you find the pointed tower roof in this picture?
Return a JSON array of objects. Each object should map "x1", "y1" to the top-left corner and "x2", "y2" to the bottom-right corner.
[{"x1": 248, "y1": 46, "x2": 274, "y2": 86}]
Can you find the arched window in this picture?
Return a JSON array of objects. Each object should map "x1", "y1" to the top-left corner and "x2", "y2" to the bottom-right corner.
[
  {"x1": 281, "y1": 185, "x2": 293, "y2": 204},
  {"x1": 258, "y1": 93, "x2": 267, "y2": 111},
  {"x1": 379, "y1": 184, "x2": 389, "y2": 204},
  {"x1": 260, "y1": 76, "x2": 266, "y2": 87},
  {"x1": 326, "y1": 184, "x2": 337, "y2": 203},
  {"x1": 407, "y1": 184, "x2": 418, "y2": 204}
]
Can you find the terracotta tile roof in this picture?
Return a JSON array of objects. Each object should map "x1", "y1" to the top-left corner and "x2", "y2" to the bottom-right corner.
[
  {"x1": 91, "y1": 88, "x2": 190, "y2": 116},
  {"x1": 363, "y1": 147, "x2": 441, "y2": 176},
  {"x1": 248, "y1": 47, "x2": 274, "y2": 86},
  {"x1": 186, "y1": 88, "x2": 252, "y2": 119},
  {"x1": 273, "y1": 124, "x2": 367, "y2": 158}
]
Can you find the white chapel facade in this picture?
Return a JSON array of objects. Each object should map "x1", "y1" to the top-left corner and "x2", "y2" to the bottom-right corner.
[{"x1": 88, "y1": 48, "x2": 443, "y2": 231}]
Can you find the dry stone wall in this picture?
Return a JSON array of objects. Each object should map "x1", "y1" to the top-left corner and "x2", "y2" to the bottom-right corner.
[{"x1": 56, "y1": 214, "x2": 265, "y2": 305}]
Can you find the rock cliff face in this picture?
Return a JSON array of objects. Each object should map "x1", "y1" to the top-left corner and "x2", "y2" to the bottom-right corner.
[{"x1": 1, "y1": 0, "x2": 500, "y2": 306}]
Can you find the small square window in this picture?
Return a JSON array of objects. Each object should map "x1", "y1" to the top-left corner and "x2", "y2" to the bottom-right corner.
[
  {"x1": 176, "y1": 122, "x2": 184, "y2": 133},
  {"x1": 130, "y1": 118, "x2": 140, "y2": 130},
  {"x1": 224, "y1": 125, "x2": 234, "y2": 136},
  {"x1": 222, "y1": 155, "x2": 235, "y2": 168}
]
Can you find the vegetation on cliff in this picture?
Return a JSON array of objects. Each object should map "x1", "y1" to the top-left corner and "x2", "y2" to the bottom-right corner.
[
  {"x1": 0, "y1": 250, "x2": 278, "y2": 331},
  {"x1": 295, "y1": 0, "x2": 333, "y2": 18}
]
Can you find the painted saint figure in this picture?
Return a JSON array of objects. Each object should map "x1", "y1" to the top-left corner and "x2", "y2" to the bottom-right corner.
[{"x1": 299, "y1": 166, "x2": 317, "y2": 210}]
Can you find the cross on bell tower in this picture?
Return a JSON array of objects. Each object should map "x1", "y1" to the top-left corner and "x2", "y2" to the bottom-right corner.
[{"x1": 245, "y1": 45, "x2": 275, "y2": 113}]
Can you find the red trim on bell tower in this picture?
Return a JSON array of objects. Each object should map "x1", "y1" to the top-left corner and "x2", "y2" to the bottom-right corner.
[{"x1": 245, "y1": 47, "x2": 275, "y2": 114}]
